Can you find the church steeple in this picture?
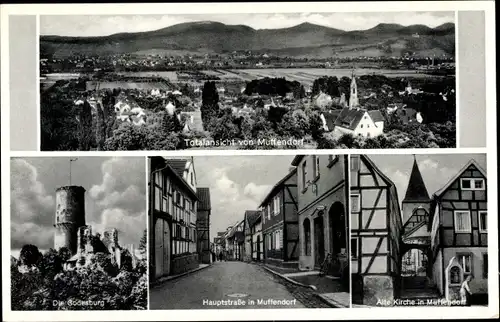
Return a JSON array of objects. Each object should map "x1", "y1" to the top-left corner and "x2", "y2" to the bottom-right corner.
[
  {"x1": 349, "y1": 71, "x2": 359, "y2": 109},
  {"x1": 403, "y1": 156, "x2": 430, "y2": 202}
]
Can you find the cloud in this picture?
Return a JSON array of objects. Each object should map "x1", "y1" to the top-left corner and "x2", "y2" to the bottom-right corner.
[
  {"x1": 88, "y1": 209, "x2": 146, "y2": 247},
  {"x1": 89, "y1": 157, "x2": 146, "y2": 247},
  {"x1": 243, "y1": 182, "x2": 272, "y2": 201},
  {"x1": 10, "y1": 159, "x2": 56, "y2": 250},
  {"x1": 11, "y1": 222, "x2": 54, "y2": 250}
]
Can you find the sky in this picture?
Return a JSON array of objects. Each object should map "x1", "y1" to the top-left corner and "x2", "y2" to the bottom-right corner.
[
  {"x1": 367, "y1": 154, "x2": 487, "y2": 210},
  {"x1": 191, "y1": 155, "x2": 295, "y2": 239},
  {"x1": 10, "y1": 157, "x2": 146, "y2": 258},
  {"x1": 40, "y1": 12, "x2": 454, "y2": 37}
]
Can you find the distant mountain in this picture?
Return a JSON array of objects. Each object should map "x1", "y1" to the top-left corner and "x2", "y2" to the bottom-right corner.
[{"x1": 40, "y1": 21, "x2": 456, "y2": 59}]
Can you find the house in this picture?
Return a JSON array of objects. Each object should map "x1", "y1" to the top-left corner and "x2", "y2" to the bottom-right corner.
[
  {"x1": 233, "y1": 220, "x2": 245, "y2": 261},
  {"x1": 333, "y1": 108, "x2": 384, "y2": 138},
  {"x1": 165, "y1": 101, "x2": 176, "y2": 116},
  {"x1": 196, "y1": 187, "x2": 211, "y2": 264},
  {"x1": 430, "y1": 159, "x2": 488, "y2": 301},
  {"x1": 251, "y1": 213, "x2": 264, "y2": 262},
  {"x1": 386, "y1": 103, "x2": 406, "y2": 114},
  {"x1": 319, "y1": 110, "x2": 342, "y2": 132},
  {"x1": 313, "y1": 92, "x2": 333, "y2": 108},
  {"x1": 395, "y1": 107, "x2": 422, "y2": 125},
  {"x1": 260, "y1": 168, "x2": 299, "y2": 268},
  {"x1": 148, "y1": 157, "x2": 199, "y2": 283},
  {"x1": 291, "y1": 155, "x2": 349, "y2": 281},
  {"x1": 350, "y1": 155, "x2": 403, "y2": 306},
  {"x1": 180, "y1": 111, "x2": 204, "y2": 133},
  {"x1": 243, "y1": 210, "x2": 261, "y2": 262}
]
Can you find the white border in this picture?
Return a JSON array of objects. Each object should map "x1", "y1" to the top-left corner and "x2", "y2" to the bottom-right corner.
[{"x1": 1, "y1": 1, "x2": 498, "y2": 321}]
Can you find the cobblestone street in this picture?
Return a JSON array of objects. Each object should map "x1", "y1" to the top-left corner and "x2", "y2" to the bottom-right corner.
[{"x1": 150, "y1": 261, "x2": 332, "y2": 309}]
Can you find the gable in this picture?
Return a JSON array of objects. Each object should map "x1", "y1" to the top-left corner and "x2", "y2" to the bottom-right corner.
[{"x1": 434, "y1": 160, "x2": 487, "y2": 198}]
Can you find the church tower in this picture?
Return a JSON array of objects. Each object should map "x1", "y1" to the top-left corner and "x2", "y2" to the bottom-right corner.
[
  {"x1": 401, "y1": 156, "x2": 431, "y2": 225},
  {"x1": 349, "y1": 72, "x2": 359, "y2": 109}
]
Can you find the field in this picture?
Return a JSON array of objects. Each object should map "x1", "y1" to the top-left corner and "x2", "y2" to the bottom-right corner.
[{"x1": 85, "y1": 81, "x2": 172, "y2": 91}]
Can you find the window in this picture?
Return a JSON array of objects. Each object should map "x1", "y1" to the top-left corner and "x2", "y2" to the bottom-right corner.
[
  {"x1": 351, "y1": 194, "x2": 360, "y2": 213},
  {"x1": 267, "y1": 234, "x2": 272, "y2": 250},
  {"x1": 454, "y1": 211, "x2": 471, "y2": 233},
  {"x1": 351, "y1": 238, "x2": 358, "y2": 259},
  {"x1": 360, "y1": 124, "x2": 363, "y2": 128},
  {"x1": 351, "y1": 156, "x2": 360, "y2": 171},
  {"x1": 479, "y1": 211, "x2": 487, "y2": 232},
  {"x1": 267, "y1": 205, "x2": 271, "y2": 220},
  {"x1": 458, "y1": 254, "x2": 472, "y2": 275},
  {"x1": 483, "y1": 253, "x2": 488, "y2": 278},
  {"x1": 275, "y1": 230, "x2": 281, "y2": 249},
  {"x1": 302, "y1": 161, "x2": 308, "y2": 190},
  {"x1": 313, "y1": 156, "x2": 320, "y2": 179},
  {"x1": 461, "y1": 178, "x2": 485, "y2": 191},
  {"x1": 367, "y1": 124, "x2": 370, "y2": 128},
  {"x1": 274, "y1": 196, "x2": 281, "y2": 215},
  {"x1": 190, "y1": 172, "x2": 194, "y2": 186}
]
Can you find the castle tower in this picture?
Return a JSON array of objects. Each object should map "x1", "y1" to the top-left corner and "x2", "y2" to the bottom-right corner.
[
  {"x1": 54, "y1": 186, "x2": 86, "y2": 254},
  {"x1": 402, "y1": 156, "x2": 431, "y2": 224},
  {"x1": 349, "y1": 72, "x2": 359, "y2": 109}
]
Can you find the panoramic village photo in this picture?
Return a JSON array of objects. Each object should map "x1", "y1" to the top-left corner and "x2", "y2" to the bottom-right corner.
[
  {"x1": 10, "y1": 157, "x2": 147, "y2": 310},
  {"x1": 40, "y1": 12, "x2": 456, "y2": 151},
  {"x1": 350, "y1": 154, "x2": 488, "y2": 307},
  {"x1": 148, "y1": 155, "x2": 350, "y2": 309}
]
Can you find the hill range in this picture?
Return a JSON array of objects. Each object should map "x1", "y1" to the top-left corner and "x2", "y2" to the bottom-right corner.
[{"x1": 40, "y1": 21, "x2": 455, "y2": 59}]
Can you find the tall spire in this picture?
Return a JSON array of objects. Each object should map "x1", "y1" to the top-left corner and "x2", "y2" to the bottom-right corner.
[
  {"x1": 349, "y1": 71, "x2": 359, "y2": 109},
  {"x1": 403, "y1": 156, "x2": 430, "y2": 202}
]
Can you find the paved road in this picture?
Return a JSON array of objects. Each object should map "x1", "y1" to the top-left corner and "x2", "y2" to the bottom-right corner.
[{"x1": 150, "y1": 261, "x2": 305, "y2": 309}]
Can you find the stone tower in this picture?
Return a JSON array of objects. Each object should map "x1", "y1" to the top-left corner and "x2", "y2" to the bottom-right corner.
[
  {"x1": 402, "y1": 156, "x2": 431, "y2": 224},
  {"x1": 349, "y1": 72, "x2": 359, "y2": 109},
  {"x1": 54, "y1": 186, "x2": 86, "y2": 254}
]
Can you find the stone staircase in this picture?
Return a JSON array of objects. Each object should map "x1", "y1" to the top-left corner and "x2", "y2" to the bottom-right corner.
[{"x1": 398, "y1": 276, "x2": 442, "y2": 302}]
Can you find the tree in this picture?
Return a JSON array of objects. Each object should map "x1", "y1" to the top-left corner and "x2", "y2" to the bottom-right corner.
[
  {"x1": 19, "y1": 244, "x2": 42, "y2": 267},
  {"x1": 201, "y1": 81, "x2": 219, "y2": 126},
  {"x1": 77, "y1": 100, "x2": 94, "y2": 151},
  {"x1": 138, "y1": 230, "x2": 147, "y2": 257}
]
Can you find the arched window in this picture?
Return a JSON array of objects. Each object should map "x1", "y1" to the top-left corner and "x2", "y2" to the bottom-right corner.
[{"x1": 304, "y1": 219, "x2": 311, "y2": 256}]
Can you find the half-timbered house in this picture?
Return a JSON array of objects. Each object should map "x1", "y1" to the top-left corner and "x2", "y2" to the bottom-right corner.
[
  {"x1": 291, "y1": 155, "x2": 349, "y2": 281},
  {"x1": 251, "y1": 214, "x2": 264, "y2": 262},
  {"x1": 350, "y1": 155, "x2": 403, "y2": 305},
  {"x1": 149, "y1": 157, "x2": 199, "y2": 283},
  {"x1": 430, "y1": 159, "x2": 488, "y2": 301},
  {"x1": 260, "y1": 168, "x2": 299, "y2": 268},
  {"x1": 196, "y1": 187, "x2": 211, "y2": 264},
  {"x1": 243, "y1": 210, "x2": 261, "y2": 262}
]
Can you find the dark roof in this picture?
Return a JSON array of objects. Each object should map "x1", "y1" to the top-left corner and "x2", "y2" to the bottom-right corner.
[
  {"x1": 368, "y1": 110, "x2": 385, "y2": 123},
  {"x1": 323, "y1": 110, "x2": 341, "y2": 131},
  {"x1": 167, "y1": 159, "x2": 188, "y2": 177},
  {"x1": 259, "y1": 168, "x2": 297, "y2": 207},
  {"x1": 245, "y1": 210, "x2": 261, "y2": 228},
  {"x1": 333, "y1": 108, "x2": 365, "y2": 130},
  {"x1": 197, "y1": 187, "x2": 211, "y2": 210},
  {"x1": 150, "y1": 157, "x2": 198, "y2": 201},
  {"x1": 403, "y1": 158, "x2": 431, "y2": 202}
]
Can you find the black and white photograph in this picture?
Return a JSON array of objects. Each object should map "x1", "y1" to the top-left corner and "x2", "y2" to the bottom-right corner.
[
  {"x1": 148, "y1": 155, "x2": 349, "y2": 309},
  {"x1": 10, "y1": 157, "x2": 147, "y2": 310},
  {"x1": 350, "y1": 154, "x2": 488, "y2": 307},
  {"x1": 40, "y1": 12, "x2": 456, "y2": 151}
]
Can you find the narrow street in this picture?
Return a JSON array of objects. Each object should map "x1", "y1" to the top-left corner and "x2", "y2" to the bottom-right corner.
[{"x1": 150, "y1": 261, "x2": 310, "y2": 309}]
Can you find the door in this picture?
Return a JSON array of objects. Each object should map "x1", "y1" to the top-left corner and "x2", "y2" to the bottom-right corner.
[
  {"x1": 314, "y1": 216, "x2": 325, "y2": 268},
  {"x1": 155, "y1": 219, "x2": 164, "y2": 278},
  {"x1": 163, "y1": 220, "x2": 171, "y2": 276},
  {"x1": 256, "y1": 235, "x2": 261, "y2": 261}
]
